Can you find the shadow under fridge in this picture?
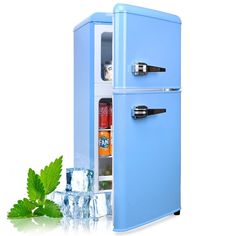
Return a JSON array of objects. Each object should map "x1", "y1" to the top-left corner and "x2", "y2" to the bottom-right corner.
[{"x1": 74, "y1": 4, "x2": 181, "y2": 232}]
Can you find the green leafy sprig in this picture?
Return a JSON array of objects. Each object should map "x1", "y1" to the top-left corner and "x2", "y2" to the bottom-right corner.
[{"x1": 8, "y1": 156, "x2": 63, "y2": 219}]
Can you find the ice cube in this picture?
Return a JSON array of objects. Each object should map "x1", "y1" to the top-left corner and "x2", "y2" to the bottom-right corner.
[
  {"x1": 89, "y1": 192, "x2": 112, "y2": 218},
  {"x1": 48, "y1": 190, "x2": 112, "y2": 220},
  {"x1": 77, "y1": 192, "x2": 92, "y2": 219},
  {"x1": 63, "y1": 192, "x2": 74, "y2": 218},
  {"x1": 63, "y1": 192, "x2": 93, "y2": 219},
  {"x1": 66, "y1": 171, "x2": 72, "y2": 192},
  {"x1": 105, "y1": 192, "x2": 112, "y2": 216},
  {"x1": 66, "y1": 168, "x2": 94, "y2": 192}
]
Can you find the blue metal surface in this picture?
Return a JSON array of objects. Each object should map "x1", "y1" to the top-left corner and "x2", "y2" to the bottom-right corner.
[
  {"x1": 74, "y1": 13, "x2": 112, "y2": 31},
  {"x1": 113, "y1": 4, "x2": 181, "y2": 231},
  {"x1": 74, "y1": 23, "x2": 94, "y2": 169},
  {"x1": 114, "y1": 4, "x2": 181, "y2": 89},
  {"x1": 114, "y1": 4, "x2": 181, "y2": 23},
  {"x1": 113, "y1": 91, "x2": 181, "y2": 231}
]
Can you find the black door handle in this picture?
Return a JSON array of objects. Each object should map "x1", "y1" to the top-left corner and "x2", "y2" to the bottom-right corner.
[
  {"x1": 132, "y1": 62, "x2": 166, "y2": 76},
  {"x1": 132, "y1": 105, "x2": 166, "y2": 119}
]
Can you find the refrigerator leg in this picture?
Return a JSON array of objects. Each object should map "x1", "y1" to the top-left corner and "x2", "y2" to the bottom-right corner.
[{"x1": 174, "y1": 210, "x2": 180, "y2": 215}]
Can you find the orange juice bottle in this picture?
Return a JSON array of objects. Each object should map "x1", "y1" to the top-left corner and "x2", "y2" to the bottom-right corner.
[
  {"x1": 109, "y1": 129, "x2": 112, "y2": 156},
  {"x1": 99, "y1": 131, "x2": 110, "y2": 156}
]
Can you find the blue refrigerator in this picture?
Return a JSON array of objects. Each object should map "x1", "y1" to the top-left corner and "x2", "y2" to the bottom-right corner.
[{"x1": 74, "y1": 4, "x2": 181, "y2": 232}]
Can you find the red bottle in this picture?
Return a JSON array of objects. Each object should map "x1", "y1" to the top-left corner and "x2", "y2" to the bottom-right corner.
[
  {"x1": 99, "y1": 102, "x2": 109, "y2": 128},
  {"x1": 108, "y1": 103, "x2": 112, "y2": 128}
]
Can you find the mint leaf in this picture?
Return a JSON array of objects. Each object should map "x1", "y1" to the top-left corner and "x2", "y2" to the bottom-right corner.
[
  {"x1": 8, "y1": 198, "x2": 36, "y2": 218},
  {"x1": 8, "y1": 156, "x2": 64, "y2": 220},
  {"x1": 33, "y1": 200, "x2": 62, "y2": 218},
  {"x1": 43, "y1": 200, "x2": 62, "y2": 218},
  {"x1": 40, "y1": 156, "x2": 63, "y2": 194},
  {"x1": 33, "y1": 206, "x2": 44, "y2": 216},
  {"x1": 27, "y1": 168, "x2": 45, "y2": 202}
]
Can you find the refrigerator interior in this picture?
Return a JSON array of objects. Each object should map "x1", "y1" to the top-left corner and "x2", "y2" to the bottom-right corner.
[
  {"x1": 98, "y1": 98, "x2": 112, "y2": 191},
  {"x1": 101, "y1": 32, "x2": 112, "y2": 80},
  {"x1": 94, "y1": 24, "x2": 113, "y2": 193}
]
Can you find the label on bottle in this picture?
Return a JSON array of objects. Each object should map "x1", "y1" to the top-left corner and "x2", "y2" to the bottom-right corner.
[
  {"x1": 99, "y1": 136, "x2": 109, "y2": 148},
  {"x1": 99, "y1": 131, "x2": 110, "y2": 156}
]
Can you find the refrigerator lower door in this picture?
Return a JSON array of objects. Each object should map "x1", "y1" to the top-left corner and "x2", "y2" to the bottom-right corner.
[{"x1": 113, "y1": 91, "x2": 181, "y2": 231}]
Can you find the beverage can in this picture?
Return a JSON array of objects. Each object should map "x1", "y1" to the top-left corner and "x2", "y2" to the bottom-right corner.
[
  {"x1": 99, "y1": 103, "x2": 109, "y2": 128},
  {"x1": 99, "y1": 131, "x2": 110, "y2": 156},
  {"x1": 108, "y1": 103, "x2": 112, "y2": 128}
]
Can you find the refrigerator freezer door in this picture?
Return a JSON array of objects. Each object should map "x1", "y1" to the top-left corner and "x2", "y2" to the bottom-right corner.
[
  {"x1": 113, "y1": 4, "x2": 181, "y2": 89},
  {"x1": 113, "y1": 91, "x2": 181, "y2": 231}
]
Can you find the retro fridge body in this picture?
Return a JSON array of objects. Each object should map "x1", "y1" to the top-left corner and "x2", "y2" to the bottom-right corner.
[{"x1": 74, "y1": 4, "x2": 181, "y2": 232}]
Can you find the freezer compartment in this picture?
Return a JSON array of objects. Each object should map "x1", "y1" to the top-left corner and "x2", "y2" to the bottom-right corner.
[
  {"x1": 113, "y1": 90, "x2": 181, "y2": 231},
  {"x1": 94, "y1": 25, "x2": 113, "y2": 84},
  {"x1": 101, "y1": 32, "x2": 112, "y2": 81}
]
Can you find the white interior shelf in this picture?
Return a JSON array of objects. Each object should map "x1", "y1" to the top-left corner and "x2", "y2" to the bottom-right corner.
[{"x1": 99, "y1": 176, "x2": 113, "y2": 181}]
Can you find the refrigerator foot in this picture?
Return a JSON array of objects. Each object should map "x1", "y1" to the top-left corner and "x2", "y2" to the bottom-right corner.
[{"x1": 174, "y1": 210, "x2": 180, "y2": 215}]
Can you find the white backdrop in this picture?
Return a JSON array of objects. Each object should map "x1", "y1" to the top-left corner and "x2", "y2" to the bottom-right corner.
[{"x1": 1, "y1": 0, "x2": 236, "y2": 235}]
